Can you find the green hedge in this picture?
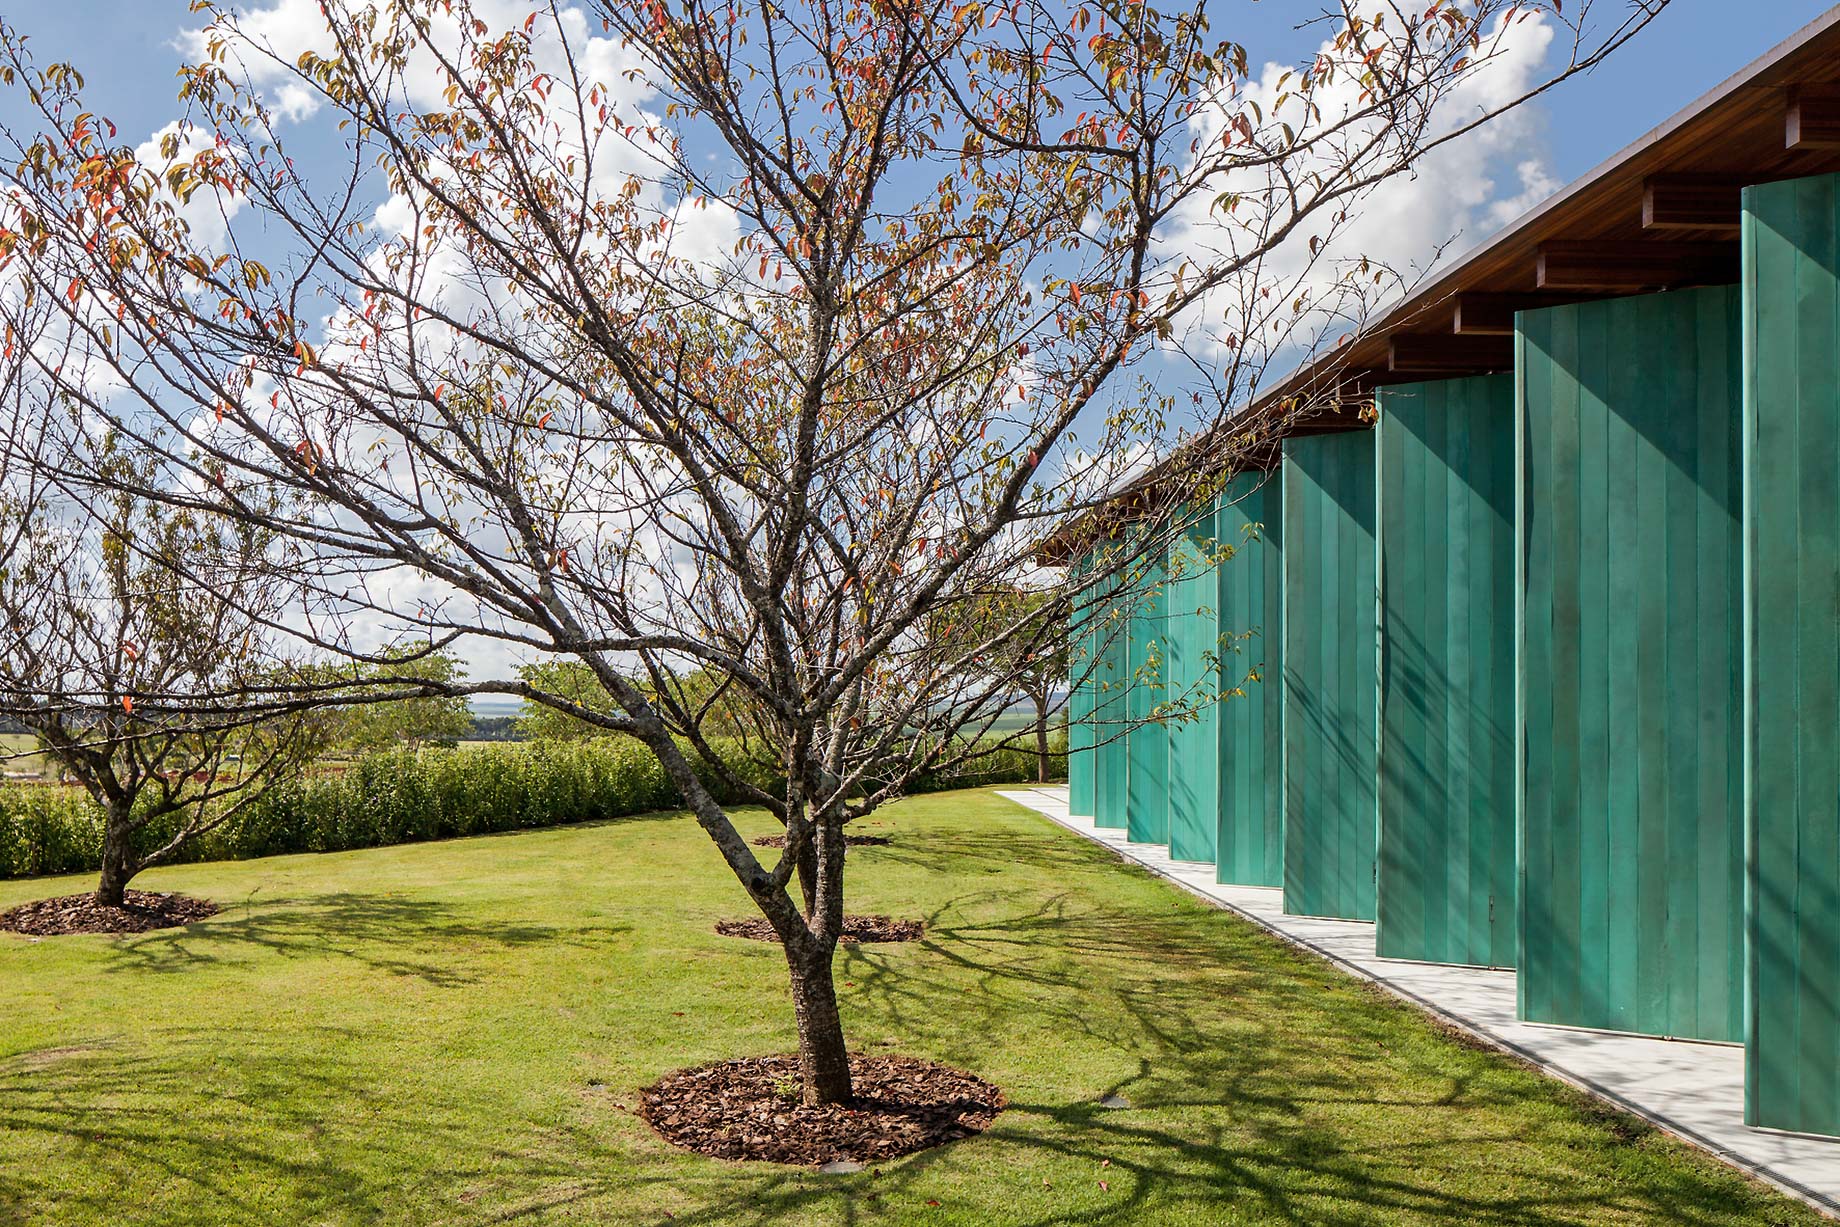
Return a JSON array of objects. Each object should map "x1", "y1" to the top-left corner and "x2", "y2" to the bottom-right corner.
[{"x1": 0, "y1": 734, "x2": 1064, "y2": 880}]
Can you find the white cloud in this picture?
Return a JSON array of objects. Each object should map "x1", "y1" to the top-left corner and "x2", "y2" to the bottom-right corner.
[
  {"x1": 1163, "y1": 11, "x2": 1560, "y2": 363},
  {"x1": 133, "y1": 121, "x2": 245, "y2": 250}
]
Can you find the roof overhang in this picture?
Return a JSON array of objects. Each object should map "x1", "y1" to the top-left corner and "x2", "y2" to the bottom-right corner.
[
  {"x1": 1043, "y1": 8, "x2": 1840, "y2": 565},
  {"x1": 1247, "y1": 7, "x2": 1840, "y2": 428}
]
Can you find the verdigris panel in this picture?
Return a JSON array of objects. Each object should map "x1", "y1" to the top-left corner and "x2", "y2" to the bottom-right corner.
[
  {"x1": 1282, "y1": 432, "x2": 1378, "y2": 921},
  {"x1": 1517, "y1": 286, "x2": 1742, "y2": 1043},
  {"x1": 1377, "y1": 376, "x2": 1517, "y2": 968},
  {"x1": 1166, "y1": 507, "x2": 1219, "y2": 864},
  {"x1": 1125, "y1": 544, "x2": 1169, "y2": 845},
  {"x1": 1744, "y1": 173, "x2": 1840, "y2": 1134},
  {"x1": 1092, "y1": 558, "x2": 1130, "y2": 831},
  {"x1": 1067, "y1": 552, "x2": 1096, "y2": 818},
  {"x1": 1216, "y1": 473, "x2": 1285, "y2": 887}
]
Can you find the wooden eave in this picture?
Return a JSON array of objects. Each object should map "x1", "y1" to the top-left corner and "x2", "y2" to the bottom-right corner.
[
  {"x1": 1044, "y1": 9, "x2": 1840, "y2": 564},
  {"x1": 1242, "y1": 7, "x2": 1840, "y2": 434}
]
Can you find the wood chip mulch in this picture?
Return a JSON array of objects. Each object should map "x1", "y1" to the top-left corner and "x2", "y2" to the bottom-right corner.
[
  {"x1": 714, "y1": 914, "x2": 923, "y2": 944},
  {"x1": 640, "y1": 1053, "x2": 1005, "y2": 1165},
  {"x1": 0, "y1": 890, "x2": 219, "y2": 937},
  {"x1": 750, "y1": 833, "x2": 891, "y2": 848}
]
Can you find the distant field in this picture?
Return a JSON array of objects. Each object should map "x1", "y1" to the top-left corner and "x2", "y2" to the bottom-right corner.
[
  {"x1": 972, "y1": 709, "x2": 1062, "y2": 736},
  {"x1": 0, "y1": 733, "x2": 49, "y2": 778}
]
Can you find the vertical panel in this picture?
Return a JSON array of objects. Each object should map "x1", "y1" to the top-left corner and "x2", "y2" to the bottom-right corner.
[
  {"x1": 1066, "y1": 552, "x2": 1096, "y2": 818},
  {"x1": 1377, "y1": 376, "x2": 1517, "y2": 968},
  {"x1": 1092, "y1": 554, "x2": 1130, "y2": 831},
  {"x1": 1744, "y1": 173, "x2": 1840, "y2": 1135},
  {"x1": 1217, "y1": 472, "x2": 1285, "y2": 886},
  {"x1": 1517, "y1": 287, "x2": 1743, "y2": 1043},
  {"x1": 1125, "y1": 544, "x2": 1169, "y2": 845},
  {"x1": 1166, "y1": 506, "x2": 1219, "y2": 863},
  {"x1": 1282, "y1": 432, "x2": 1378, "y2": 921}
]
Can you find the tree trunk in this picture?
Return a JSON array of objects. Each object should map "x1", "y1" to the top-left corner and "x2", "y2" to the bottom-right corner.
[
  {"x1": 785, "y1": 936, "x2": 853, "y2": 1105},
  {"x1": 94, "y1": 805, "x2": 134, "y2": 907},
  {"x1": 1034, "y1": 692, "x2": 1052, "y2": 784},
  {"x1": 795, "y1": 837, "x2": 818, "y2": 918}
]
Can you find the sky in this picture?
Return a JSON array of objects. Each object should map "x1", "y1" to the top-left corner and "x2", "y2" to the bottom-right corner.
[
  {"x1": 1, "y1": 0, "x2": 1832, "y2": 700},
  {"x1": 7, "y1": 1, "x2": 1832, "y2": 186}
]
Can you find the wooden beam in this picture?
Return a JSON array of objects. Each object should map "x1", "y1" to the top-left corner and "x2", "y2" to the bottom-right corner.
[
  {"x1": 1389, "y1": 333, "x2": 1515, "y2": 374},
  {"x1": 1535, "y1": 241, "x2": 1737, "y2": 291},
  {"x1": 1284, "y1": 411, "x2": 1373, "y2": 436},
  {"x1": 1787, "y1": 86, "x2": 1840, "y2": 151},
  {"x1": 1642, "y1": 176, "x2": 1743, "y2": 235},
  {"x1": 1452, "y1": 293, "x2": 1591, "y2": 335}
]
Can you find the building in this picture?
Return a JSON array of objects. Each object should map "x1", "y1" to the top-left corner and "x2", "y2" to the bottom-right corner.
[{"x1": 1067, "y1": 9, "x2": 1840, "y2": 1143}]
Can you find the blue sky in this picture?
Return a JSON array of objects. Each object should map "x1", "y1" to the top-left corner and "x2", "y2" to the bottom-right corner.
[
  {"x1": 4, "y1": 0, "x2": 1832, "y2": 696},
  {"x1": 6, "y1": 1, "x2": 1833, "y2": 186}
]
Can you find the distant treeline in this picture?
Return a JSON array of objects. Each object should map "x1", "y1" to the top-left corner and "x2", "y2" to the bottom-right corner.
[
  {"x1": 466, "y1": 715, "x2": 523, "y2": 741},
  {"x1": 0, "y1": 734, "x2": 1065, "y2": 879}
]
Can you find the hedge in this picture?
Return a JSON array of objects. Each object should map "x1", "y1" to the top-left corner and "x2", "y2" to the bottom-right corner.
[{"x1": 0, "y1": 734, "x2": 1065, "y2": 880}]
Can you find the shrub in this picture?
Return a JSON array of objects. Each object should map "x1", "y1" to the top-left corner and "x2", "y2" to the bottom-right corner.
[
  {"x1": 0, "y1": 734, "x2": 1066, "y2": 880},
  {"x1": 0, "y1": 787, "x2": 103, "y2": 879}
]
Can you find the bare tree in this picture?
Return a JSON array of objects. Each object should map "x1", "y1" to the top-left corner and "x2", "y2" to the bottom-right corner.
[
  {"x1": 0, "y1": 429, "x2": 327, "y2": 907},
  {"x1": 0, "y1": 0, "x2": 1663, "y2": 1100},
  {"x1": 928, "y1": 586, "x2": 1068, "y2": 783}
]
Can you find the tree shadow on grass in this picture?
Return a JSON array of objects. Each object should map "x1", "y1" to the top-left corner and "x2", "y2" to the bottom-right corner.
[
  {"x1": 0, "y1": 1035, "x2": 1766, "y2": 1227},
  {"x1": 99, "y1": 892, "x2": 630, "y2": 987},
  {"x1": 857, "y1": 826, "x2": 1127, "y2": 878},
  {"x1": 0, "y1": 1035, "x2": 983, "y2": 1227},
  {"x1": 819, "y1": 894, "x2": 1795, "y2": 1227},
  {"x1": 0, "y1": 912, "x2": 1802, "y2": 1227},
  {"x1": 1, "y1": 884, "x2": 1807, "y2": 1225}
]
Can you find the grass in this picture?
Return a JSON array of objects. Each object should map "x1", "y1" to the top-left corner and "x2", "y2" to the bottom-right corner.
[
  {"x1": 0, "y1": 731, "x2": 51, "y2": 778},
  {"x1": 0, "y1": 788, "x2": 1820, "y2": 1227}
]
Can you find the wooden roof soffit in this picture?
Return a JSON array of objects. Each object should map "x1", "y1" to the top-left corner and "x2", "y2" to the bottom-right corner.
[
  {"x1": 1787, "y1": 85, "x2": 1840, "y2": 151},
  {"x1": 1388, "y1": 333, "x2": 1515, "y2": 375},
  {"x1": 1535, "y1": 240, "x2": 1739, "y2": 291},
  {"x1": 1642, "y1": 176, "x2": 1745, "y2": 236},
  {"x1": 1452, "y1": 292, "x2": 1595, "y2": 335}
]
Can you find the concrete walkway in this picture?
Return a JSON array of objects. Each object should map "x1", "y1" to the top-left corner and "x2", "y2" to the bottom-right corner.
[{"x1": 996, "y1": 785, "x2": 1840, "y2": 1218}]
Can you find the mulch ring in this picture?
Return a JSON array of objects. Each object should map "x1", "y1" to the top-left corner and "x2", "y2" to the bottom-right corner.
[
  {"x1": 751, "y1": 833, "x2": 891, "y2": 849},
  {"x1": 715, "y1": 915, "x2": 923, "y2": 944},
  {"x1": 0, "y1": 890, "x2": 219, "y2": 937},
  {"x1": 641, "y1": 1053, "x2": 1005, "y2": 1165}
]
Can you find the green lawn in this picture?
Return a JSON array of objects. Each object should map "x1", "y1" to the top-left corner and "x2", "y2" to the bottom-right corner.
[
  {"x1": 0, "y1": 731, "x2": 50, "y2": 778},
  {"x1": 0, "y1": 789, "x2": 1818, "y2": 1226}
]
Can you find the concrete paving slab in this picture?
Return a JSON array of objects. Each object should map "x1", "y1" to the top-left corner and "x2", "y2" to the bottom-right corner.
[{"x1": 996, "y1": 786, "x2": 1840, "y2": 1218}]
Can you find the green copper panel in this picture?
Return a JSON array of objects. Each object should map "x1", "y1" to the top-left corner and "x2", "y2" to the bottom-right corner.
[
  {"x1": 1282, "y1": 432, "x2": 1379, "y2": 921},
  {"x1": 1126, "y1": 546, "x2": 1169, "y2": 845},
  {"x1": 1066, "y1": 552, "x2": 1096, "y2": 818},
  {"x1": 1744, "y1": 173, "x2": 1840, "y2": 1135},
  {"x1": 1166, "y1": 506, "x2": 1219, "y2": 864},
  {"x1": 1092, "y1": 560, "x2": 1130, "y2": 830},
  {"x1": 1517, "y1": 287, "x2": 1743, "y2": 1043},
  {"x1": 1216, "y1": 473, "x2": 1285, "y2": 887},
  {"x1": 1376, "y1": 376, "x2": 1518, "y2": 969}
]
